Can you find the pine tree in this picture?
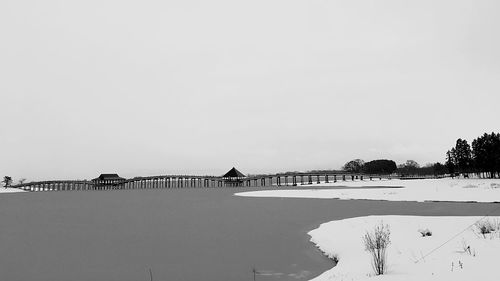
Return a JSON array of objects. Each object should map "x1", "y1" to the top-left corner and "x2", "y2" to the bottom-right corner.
[
  {"x1": 445, "y1": 149, "x2": 456, "y2": 175},
  {"x1": 471, "y1": 132, "x2": 500, "y2": 178},
  {"x1": 454, "y1": 138, "x2": 472, "y2": 175}
]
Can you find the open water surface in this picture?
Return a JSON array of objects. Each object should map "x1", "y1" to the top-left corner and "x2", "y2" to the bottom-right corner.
[{"x1": 0, "y1": 187, "x2": 499, "y2": 281}]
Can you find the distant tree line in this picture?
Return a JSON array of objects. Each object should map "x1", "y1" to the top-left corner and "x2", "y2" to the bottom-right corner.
[
  {"x1": 2, "y1": 176, "x2": 27, "y2": 187},
  {"x1": 396, "y1": 161, "x2": 447, "y2": 177},
  {"x1": 343, "y1": 159, "x2": 397, "y2": 175},
  {"x1": 341, "y1": 132, "x2": 500, "y2": 178},
  {"x1": 342, "y1": 158, "x2": 447, "y2": 177}
]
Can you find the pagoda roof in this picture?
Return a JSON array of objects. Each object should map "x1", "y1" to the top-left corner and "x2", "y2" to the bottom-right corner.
[
  {"x1": 92, "y1": 174, "x2": 125, "y2": 181},
  {"x1": 222, "y1": 167, "x2": 246, "y2": 178}
]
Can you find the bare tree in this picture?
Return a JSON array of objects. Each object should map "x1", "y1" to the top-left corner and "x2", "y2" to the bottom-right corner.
[
  {"x1": 2, "y1": 176, "x2": 13, "y2": 188},
  {"x1": 342, "y1": 159, "x2": 365, "y2": 173}
]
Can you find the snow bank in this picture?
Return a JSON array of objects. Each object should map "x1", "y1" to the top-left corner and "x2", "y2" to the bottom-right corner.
[
  {"x1": 0, "y1": 187, "x2": 26, "y2": 193},
  {"x1": 235, "y1": 178, "x2": 500, "y2": 203},
  {"x1": 309, "y1": 215, "x2": 500, "y2": 281}
]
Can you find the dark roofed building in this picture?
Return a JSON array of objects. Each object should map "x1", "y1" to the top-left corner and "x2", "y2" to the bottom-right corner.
[
  {"x1": 92, "y1": 174, "x2": 125, "y2": 189},
  {"x1": 222, "y1": 167, "x2": 246, "y2": 187},
  {"x1": 222, "y1": 167, "x2": 246, "y2": 178},
  {"x1": 92, "y1": 174, "x2": 125, "y2": 181}
]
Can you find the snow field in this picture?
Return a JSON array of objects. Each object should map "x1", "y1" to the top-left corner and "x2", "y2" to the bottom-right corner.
[
  {"x1": 236, "y1": 178, "x2": 500, "y2": 203},
  {"x1": 308, "y1": 215, "x2": 500, "y2": 281}
]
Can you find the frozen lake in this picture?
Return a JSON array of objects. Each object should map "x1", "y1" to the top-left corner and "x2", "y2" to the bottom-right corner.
[{"x1": 0, "y1": 187, "x2": 499, "y2": 281}]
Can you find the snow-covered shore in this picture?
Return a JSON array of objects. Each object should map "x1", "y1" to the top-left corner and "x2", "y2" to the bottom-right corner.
[
  {"x1": 0, "y1": 187, "x2": 26, "y2": 193},
  {"x1": 308, "y1": 215, "x2": 500, "y2": 281},
  {"x1": 235, "y1": 178, "x2": 500, "y2": 203}
]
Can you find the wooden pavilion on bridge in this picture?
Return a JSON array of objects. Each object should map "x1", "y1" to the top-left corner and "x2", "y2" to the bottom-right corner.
[
  {"x1": 222, "y1": 167, "x2": 246, "y2": 187},
  {"x1": 92, "y1": 174, "x2": 125, "y2": 189}
]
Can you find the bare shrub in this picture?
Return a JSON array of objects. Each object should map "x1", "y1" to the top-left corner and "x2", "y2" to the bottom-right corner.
[
  {"x1": 363, "y1": 222, "x2": 391, "y2": 275},
  {"x1": 461, "y1": 239, "x2": 473, "y2": 256},
  {"x1": 474, "y1": 219, "x2": 500, "y2": 238},
  {"x1": 330, "y1": 253, "x2": 339, "y2": 265},
  {"x1": 418, "y1": 228, "x2": 432, "y2": 237}
]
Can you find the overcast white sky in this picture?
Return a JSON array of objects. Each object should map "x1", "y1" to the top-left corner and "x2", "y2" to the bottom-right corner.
[{"x1": 1, "y1": 0, "x2": 499, "y2": 181}]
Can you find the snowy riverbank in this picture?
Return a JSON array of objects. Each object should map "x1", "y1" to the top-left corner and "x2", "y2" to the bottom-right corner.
[
  {"x1": 235, "y1": 178, "x2": 500, "y2": 203},
  {"x1": 308, "y1": 215, "x2": 500, "y2": 281},
  {"x1": 0, "y1": 187, "x2": 26, "y2": 193}
]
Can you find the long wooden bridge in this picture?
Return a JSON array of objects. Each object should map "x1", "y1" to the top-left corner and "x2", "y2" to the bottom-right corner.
[{"x1": 12, "y1": 172, "x2": 397, "y2": 192}]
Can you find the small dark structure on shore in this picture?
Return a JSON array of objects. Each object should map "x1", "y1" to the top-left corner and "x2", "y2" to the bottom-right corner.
[
  {"x1": 222, "y1": 167, "x2": 246, "y2": 187},
  {"x1": 92, "y1": 174, "x2": 125, "y2": 189}
]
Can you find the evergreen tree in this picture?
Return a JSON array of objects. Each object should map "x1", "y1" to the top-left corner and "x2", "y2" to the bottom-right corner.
[
  {"x1": 432, "y1": 162, "x2": 447, "y2": 176},
  {"x1": 445, "y1": 149, "x2": 456, "y2": 175},
  {"x1": 454, "y1": 138, "x2": 472, "y2": 175},
  {"x1": 362, "y1": 160, "x2": 397, "y2": 175},
  {"x1": 472, "y1": 132, "x2": 500, "y2": 178}
]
